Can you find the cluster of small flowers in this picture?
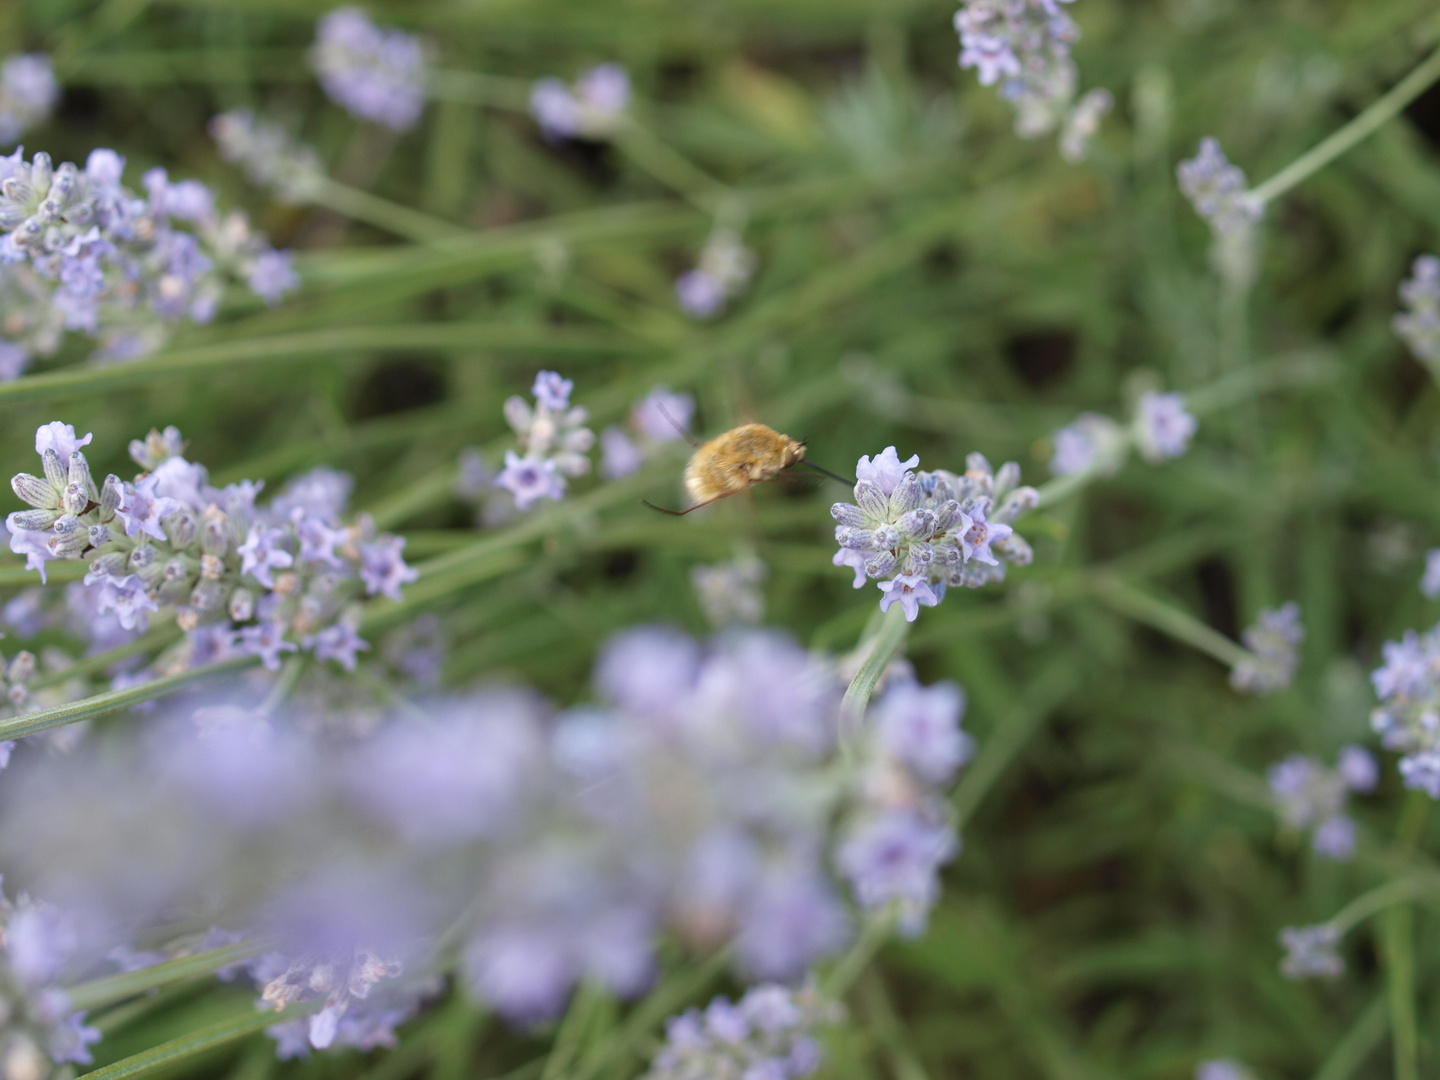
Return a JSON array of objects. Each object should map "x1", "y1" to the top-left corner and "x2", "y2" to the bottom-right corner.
[
  {"x1": 1048, "y1": 390, "x2": 1197, "y2": 476},
  {"x1": 210, "y1": 110, "x2": 327, "y2": 205},
  {"x1": 0, "y1": 886, "x2": 101, "y2": 1078},
  {"x1": 1230, "y1": 603, "x2": 1304, "y2": 694},
  {"x1": 1370, "y1": 621, "x2": 1440, "y2": 796},
  {"x1": 494, "y1": 372, "x2": 595, "y2": 511},
  {"x1": 831, "y1": 447, "x2": 1035, "y2": 622},
  {"x1": 0, "y1": 622, "x2": 972, "y2": 1052},
  {"x1": 310, "y1": 7, "x2": 427, "y2": 132},
  {"x1": 530, "y1": 65, "x2": 631, "y2": 142},
  {"x1": 1278, "y1": 922, "x2": 1343, "y2": 980},
  {"x1": 600, "y1": 386, "x2": 695, "y2": 480},
  {"x1": 1393, "y1": 254, "x2": 1440, "y2": 369},
  {"x1": 952, "y1": 1, "x2": 1111, "y2": 159},
  {"x1": 1177, "y1": 138, "x2": 1263, "y2": 285},
  {"x1": 0, "y1": 55, "x2": 58, "y2": 145},
  {"x1": 676, "y1": 229, "x2": 757, "y2": 319},
  {"x1": 0, "y1": 146, "x2": 298, "y2": 369},
  {"x1": 1267, "y1": 746, "x2": 1377, "y2": 860},
  {"x1": 692, "y1": 555, "x2": 767, "y2": 627},
  {"x1": 6, "y1": 422, "x2": 417, "y2": 682},
  {"x1": 643, "y1": 983, "x2": 841, "y2": 1080}
]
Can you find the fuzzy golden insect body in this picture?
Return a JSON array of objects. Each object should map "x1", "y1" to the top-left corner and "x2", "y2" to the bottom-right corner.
[{"x1": 683, "y1": 424, "x2": 807, "y2": 507}]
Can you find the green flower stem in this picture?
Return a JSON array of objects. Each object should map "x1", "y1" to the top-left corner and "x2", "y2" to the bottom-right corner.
[
  {"x1": 858, "y1": 972, "x2": 932, "y2": 1080},
  {"x1": 615, "y1": 120, "x2": 732, "y2": 214},
  {"x1": 1091, "y1": 577, "x2": 1251, "y2": 669},
  {"x1": 1184, "y1": 352, "x2": 1341, "y2": 415},
  {"x1": 30, "y1": 623, "x2": 183, "y2": 691},
  {"x1": 0, "y1": 656, "x2": 256, "y2": 743},
  {"x1": 0, "y1": 323, "x2": 647, "y2": 407},
  {"x1": 426, "y1": 68, "x2": 532, "y2": 109},
  {"x1": 823, "y1": 909, "x2": 897, "y2": 999},
  {"x1": 0, "y1": 560, "x2": 89, "y2": 587},
  {"x1": 1329, "y1": 875, "x2": 1440, "y2": 935},
  {"x1": 1384, "y1": 903, "x2": 1418, "y2": 1080},
  {"x1": 78, "y1": 1001, "x2": 321, "y2": 1080},
  {"x1": 840, "y1": 601, "x2": 911, "y2": 732},
  {"x1": 950, "y1": 658, "x2": 1080, "y2": 829},
  {"x1": 67, "y1": 940, "x2": 269, "y2": 1012},
  {"x1": 312, "y1": 178, "x2": 470, "y2": 244},
  {"x1": 1312, "y1": 992, "x2": 1389, "y2": 1080},
  {"x1": 1249, "y1": 42, "x2": 1440, "y2": 206}
]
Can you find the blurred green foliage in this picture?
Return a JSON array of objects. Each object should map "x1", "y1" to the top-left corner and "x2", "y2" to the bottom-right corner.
[{"x1": 8, "y1": 0, "x2": 1440, "y2": 1077}]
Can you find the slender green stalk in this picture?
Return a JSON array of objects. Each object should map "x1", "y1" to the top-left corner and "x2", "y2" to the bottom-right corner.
[
  {"x1": 1329, "y1": 875, "x2": 1440, "y2": 934},
  {"x1": 312, "y1": 179, "x2": 470, "y2": 243},
  {"x1": 1249, "y1": 42, "x2": 1440, "y2": 205},
  {"x1": 824, "y1": 910, "x2": 898, "y2": 999},
  {"x1": 0, "y1": 656, "x2": 256, "y2": 742},
  {"x1": 858, "y1": 972, "x2": 931, "y2": 1080},
  {"x1": 951, "y1": 659, "x2": 1079, "y2": 828},
  {"x1": 1311, "y1": 993, "x2": 1388, "y2": 1080},
  {"x1": 0, "y1": 560, "x2": 88, "y2": 587},
  {"x1": 79, "y1": 1001, "x2": 321, "y2": 1080},
  {"x1": 1383, "y1": 903, "x2": 1418, "y2": 1080},
  {"x1": 616, "y1": 121, "x2": 731, "y2": 214},
  {"x1": 0, "y1": 324, "x2": 650, "y2": 407},
  {"x1": 1091, "y1": 577, "x2": 1250, "y2": 669},
  {"x1": 30, "y1": 624, "x2": 182, "y2": 691},
  {"x1": 67, "y1": 941, "x2": 268, "y2": 1012},
  {"x1": 840, "y1": 602, "x2": 911, "y2": 732},
  {"x1": 427, "y1": 69, "x2": 532, "y2": 109}
]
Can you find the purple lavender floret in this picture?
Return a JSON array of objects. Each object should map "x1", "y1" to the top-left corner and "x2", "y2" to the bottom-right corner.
[{"x1": 310, "y1": 7, "x2": 427, "y2": 131}]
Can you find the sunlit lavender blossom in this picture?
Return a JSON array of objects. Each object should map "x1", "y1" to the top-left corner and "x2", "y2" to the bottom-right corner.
[
  {"x1": 497, "y1": 371, "x2": 594, "y2": 509},
  {"x1": 642, "y1": 983, "x2": 841, "y2": 1080},
  {"x1": 691, "y1": 556, "x2": 766, "y2": 626},
  {"x1": 310, "y1": 7, "x2": 427, "y2": 131},
  {"x1": 1279, "y1": 923, "x2": 1343, "y2": 980},
  {"x1": 0, "y1": 55, "x2": 58, "y2": 145},
  {"x1": 0, "y1": 146, "x2": 297, "y2": 363},
  {"x1": 1230, "y1": 603, "x2": 1303, "y2": 694},
  {"x1": 1048, "y1": 412, "x2": 1124, "y2": 477},
  {"x1": 531, "y1": 64, "x2": 631, "y2": 141},
  {"x1": 1267, "y1": 746, "x2": 1374, "y2": 860},
  {"x1": 1134, "y1": 391, "x2": 1197, "y2": 462},
  {"x1": 831, "y1": 447, "x2": 1036, "y2": 621},
  {"x1": 677, "y1": 229, "x2": 757, "y2": 319},
  {"x1": 210, "y1": 110, "x2": 327, "y2": 204},
  {"x1": 1394, "y1": 254, "x2": 1440, "y2": 368},
  {"x1": 7, "y1": 423, "x2": 417, "y2": 677}
]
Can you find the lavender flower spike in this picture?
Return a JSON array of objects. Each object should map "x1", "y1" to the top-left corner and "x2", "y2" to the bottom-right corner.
[
  {"x1": 1230, "y1": 603, "x2": 1303, "y2": 694},
  {"x1": 1395, "y1": 254, "x2": 1440, "y2": 368},
  {"x1": 1279, "y1": 923, "x2": 1343, "y2": 980},
  {"x1": 1177, "y1": 138, "x2": 1262, "y2": 236},
  {"x1": 310, "y1": 7, "x2": 427, "y2": 131}
]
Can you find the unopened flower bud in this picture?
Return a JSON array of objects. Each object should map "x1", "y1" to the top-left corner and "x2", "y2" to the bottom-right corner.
[
  {"x1": 200, "y1": 553, "x2": 224, "y2": 580},
  {"x1": 41, "y1": 448, "x2": 67, "y2": 492},
  {"x1": 128, "y1": 545, "x2": 155, "y2": 570},
  {"x1": 87, "y1": 551, "x2": 128, "y2": 579},
  {"x1": 49, "y1": 515, "x2": 89, "y2": 556},
  {"x1": 5, "y1": 684, "x2": 28, "y2": 708},
  {"x1": 228, "y1": 587, "x2": 254, "y2": 622},
  {"x1": 7, "y1": 651, "x2": 35, "y2": 684},
  {"x1": 68, "y1": 449, "x2": 94, "y2": 494},
  {"x1": 201, "y1": 506, "x2": 230, "y2": 556},
  {"x1": 11, "y1": 472, "x2": 57, "y2": 509},
  {"x1": 62, "y1": 481, "x2": 89, "y2": 516},
  {"x1": 87, "y1": 523, "x2": 111, "y2": 547},
  {"x1": 8, "y1": 508, "x2": 58, "y2": 531},
  {"x1": 98, "y1": 473, "x2": 123, "y2": 520},
  {"x1": 165, "y1": 511, "x2": 196, "y2": 549},
  {"x1": 190, "y1": 579, "x2": 225, "y2": 613}
]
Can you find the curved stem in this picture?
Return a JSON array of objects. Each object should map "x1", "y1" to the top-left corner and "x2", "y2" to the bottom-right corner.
[
  {"x1": 67, "y1": 940, "x2": 269, "y2": 1012},
  {"x1": 1249, "y1": 42, "x2": 1440, "y2": 206},
  {"x1": 312, "y1": 179, "x2": 470, "y2": 243},
  {"x1": 840, "y1": 602, "x2": 911, "y2": 733},
  {"x1": 1091, "y1": 576, "x2": 1250, "y2": 669},
  {"x1": 1329, "y1": 875, "x2": 1440, "y2": 935}
]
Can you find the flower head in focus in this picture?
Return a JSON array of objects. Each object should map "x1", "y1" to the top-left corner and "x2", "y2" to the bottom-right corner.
[
  {"x1": 495, "y1": 371, "x2": 595, "y2": 510},
  {"x1": 831, "y1": 447, "x2": 1036, "y2": 621}
]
